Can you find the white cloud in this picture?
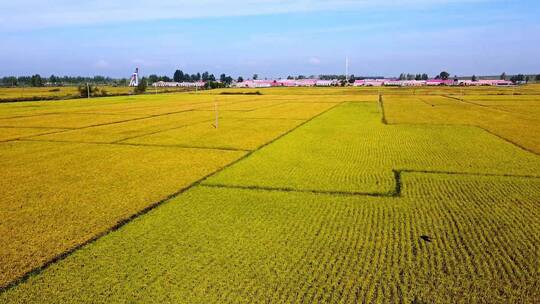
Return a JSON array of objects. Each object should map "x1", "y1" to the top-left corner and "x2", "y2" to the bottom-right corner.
[
  {"x1": 308, "y1": 57, "x2": 321, "y2": 65},
  {"x1": 130, "y1": 58, "x2": 166, "y2": 69},
  {"x1": 94, "y1": 59, "x2": 109, "y2": 69},
  {"x1": 0, "y1": 0, "x2": 486, "y2": 31}
]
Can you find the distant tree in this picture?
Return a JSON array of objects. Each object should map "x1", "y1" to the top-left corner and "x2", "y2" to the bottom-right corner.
[
  {"x1": 30, "y1": 74, "x2": 44, "y2": 87},
  {"x1": 208, "y1": 74, "x2": 216, "y2": 82},
  {"x1": 421, "y1": 73, "x2": 429, "y2": 81},
  {"x1": 439, "y1": 71, "x2": 450, "y2": 80},
  {"x1": 237, "y1": 76, "x2": 244, "y2": 82},
  {"x1": 536, "y1": 74, "x2": 540, "y2": 81},
  {"x1": 18, "y1": 76, "x2": 31, "y2": 86},
  {"x1": 349, "y1": 74, "x2": 355, "y2": 84},
  {"x1": 173, "y1": 70, "x2": 184, "y2": 82},
  {"x1": 77, "y1": 84, "x2": 106, "y2": 97},
  {"x1": 49, "y1": 75, "x2": 58, "y2": 84},
  {"x1": 415, "y1": 74, "x2": 421, "y2": 81},
  {"x1": 500, "y1": 72, "x2": 507, "y2": 80},
  {"x1": 220, "y1": 73, "x2": 226, "y2": 83},
  {"x1": 510, "y1": 74, "x2": 525, "y2": 83},
  {"x1": 3, "y1": 76, "x2": 18, "y2": 86},
  {"x1": 78, "y1": 84, "x2": 93, "y2": 98},
  {"x1": 93, "y1": 76, "x2": 105, "y2": 83},
  {"x1": 252, "y1": 74, "x2": 258, "y2": 80},
  {"x1": 223, "y1": 76, "x2": 233, "y2": 86},
  {"x1": 287, "y1": 75, "x2": 294, "y2": 80},
  {"x1": 134, "y1": 78, "x2": 147, "y2": 94},
  {"x1": 472, "y1": 75, "x2": 477, "y2": 82},
  {"x1": 204, "y1": 81, "x2": 226, "y2": 89},
  {"x1": 148, "y1": 74, "x2": 159, "y2": 84},
  {"x1": 525, "y1": 76, "x2": 530, "y2": 83},
  {"x1": 201, "y1": 72, "x2": 209, "y2": 82},
  {"x1": 398, "y1": 73, "x2": 406, "y2": 80}
]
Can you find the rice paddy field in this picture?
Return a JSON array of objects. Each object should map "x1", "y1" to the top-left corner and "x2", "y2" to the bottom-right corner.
[
  {"x1": 0, "y1": 85, "x2": 539, "y2": 303},
  {"x1": 0, "y1": 86, "x2": 192, "y2": 102}
]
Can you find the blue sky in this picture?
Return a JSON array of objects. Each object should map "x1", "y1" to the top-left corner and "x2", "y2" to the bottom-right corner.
[{"x1": 0, "y1": 0, "x2": 539, "y2": 78}]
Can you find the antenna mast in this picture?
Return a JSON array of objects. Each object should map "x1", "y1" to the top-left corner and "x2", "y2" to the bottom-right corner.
[{"x1": 345, "y1": 57, "x2": 349, "y2": 82}]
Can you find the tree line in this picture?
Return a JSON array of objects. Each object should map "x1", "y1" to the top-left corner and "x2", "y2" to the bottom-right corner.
[
  {"x1": 399, "y1": 71, "x2": 539, "y2": 83},
  {"x1": 0, "y1": 75, "x2": 124, "y2": 87},
  {"x1": 398, "y1": 73, "x2": 430, "y2": 81},
  {"x1": 2, "y1": 71, "x2": 539, "y2": 88},
  {"x1": 0, "y1": 69, "x2": 237, "y2": 87},
  {"x1": 148, "y1": 70, "x2": 235, "y2": 85}
]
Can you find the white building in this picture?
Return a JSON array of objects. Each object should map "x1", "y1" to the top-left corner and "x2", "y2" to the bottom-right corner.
[
  {"x1": 235, "y1": 80, "x2": 272, "y2": 88},
  {"x1": 153, "y1": 81, "x2": 205, "y2": 87},
  {"x1": 354, "y1": 79, "x2": 385, "y2": 87},
  {"x1": 315, "y1": 80, "x2": 336, "y2": 86}
]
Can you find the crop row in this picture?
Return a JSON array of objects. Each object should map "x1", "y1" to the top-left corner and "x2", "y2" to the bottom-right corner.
[
  {"x1": 0, "y1": 94, "x2": 357, "y2": 288},
  {"x1": 205, "y1": 102, "x2": 540, "y2": 194},
  {"x1": 0, "y1": 140, "x2": 245, "y2": 287},
  {"x1": 2, "y1": 172, "x2": 538, "y2": 303},
  {"x1": 383, "y1": 95, "x2": 540, "y2": 154}
]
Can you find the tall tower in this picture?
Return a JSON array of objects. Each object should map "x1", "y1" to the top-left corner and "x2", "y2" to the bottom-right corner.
[
  {"x1": 345, "y1": 57, "x2": 349, "y2": 82},
  {"x1": 129, "y1": 68, "x2": 139, "y2": 87}
]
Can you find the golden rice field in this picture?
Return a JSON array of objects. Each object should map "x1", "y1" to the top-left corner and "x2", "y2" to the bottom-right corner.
[
  {"x1": 0, "y1": 86, "x2": 192, "y2": 102},
  {"x1": 0, "y1": 86, "x2": 539, "y2": 303},
  {"x1": 382, "y1": 94, "x2": 540, "y2": 154}
]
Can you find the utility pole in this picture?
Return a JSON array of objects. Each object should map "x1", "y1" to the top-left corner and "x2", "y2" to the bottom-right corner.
[
  {"x1": 214, "y1": 99, "x2": 219, "y2": 129},
  {"x1": 87, "y1": 83, "x2": 90, "y2": 99},
  {"x1": 345, "y1": 56, "x2": 349, "y2": 84}
]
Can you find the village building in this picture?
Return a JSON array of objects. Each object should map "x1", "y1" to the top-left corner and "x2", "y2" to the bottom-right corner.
[{"x1": 152, "y1": 81, "x2": 205, "y2": 87}]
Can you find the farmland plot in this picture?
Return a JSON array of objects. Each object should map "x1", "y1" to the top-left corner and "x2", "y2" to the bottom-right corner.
[
  {"x1": 0, "y1": 113, "x2": 149, "y2": 129},
  {"x1": 2, "y1": 173, "x2": 538, "y2": 303},
  {"x1": 0, "y1": 127, "x2": 67, "y2": 141},
  {"x1": 206, "y1": 102, "x2": 540, "y2": 194},
  {"x1": 0, "y1": 86, "x2": 194, "y2": 102},
  {"x1": 0, "y1": 140, "x2": 244, "y2": 287},
  {"x1": 1, "y1": 87, "x2": 539, "y2": 303},
  {"x1": 124, "y1": 118, "x2": 305, "y2": 150},
  {"x1": 383, "y1": 95, "x2": 540, "y2": 153},
  {"x1": 227, "y1": 102, "x2": 340, "y2": 120},
  {"x1": 0, "y1": 92, "x2": 350, "y2": 288},
  {"x1": 30, "y1": 110, "x2": 215, "y2": 144},
  {"x1": 457, "y1": 94, "x2": 540, "y2": 117}
]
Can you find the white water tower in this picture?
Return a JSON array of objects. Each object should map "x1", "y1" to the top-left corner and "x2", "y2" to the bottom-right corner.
[{"x1": 129, "y1": 68, "x2": 139, "y2": 87}]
